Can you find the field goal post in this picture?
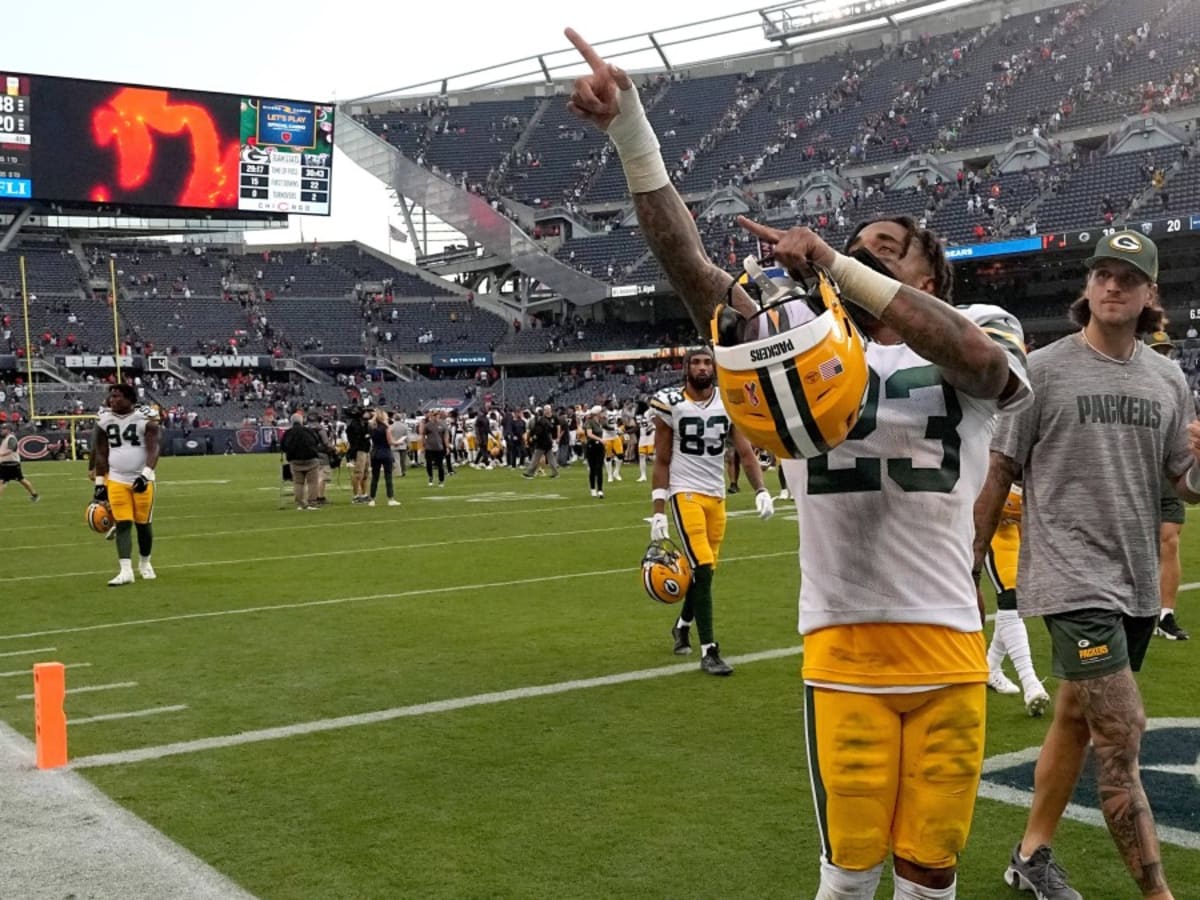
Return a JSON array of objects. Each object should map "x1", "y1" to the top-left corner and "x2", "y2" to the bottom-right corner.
[{"x1": 17, "y1": 255, "x2": 119, "y2": 461}]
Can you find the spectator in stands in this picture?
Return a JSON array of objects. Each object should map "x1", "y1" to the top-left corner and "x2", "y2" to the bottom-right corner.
[{"x1": 281, "y1": 411, "x2": 321, "y2": 512}]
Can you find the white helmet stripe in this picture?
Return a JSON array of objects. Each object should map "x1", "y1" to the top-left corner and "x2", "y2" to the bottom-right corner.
[{"x1": 764, "y1": 364, "x2": 823, "y2": 458}]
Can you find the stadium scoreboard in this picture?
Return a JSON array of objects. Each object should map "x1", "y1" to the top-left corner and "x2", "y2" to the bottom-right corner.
[
  {"x1": 0, "y1": 72, "x2": 334, "y2": 215},
  {"x1": 945, "y1": 214, "x2": 1200, "y2": 262}
]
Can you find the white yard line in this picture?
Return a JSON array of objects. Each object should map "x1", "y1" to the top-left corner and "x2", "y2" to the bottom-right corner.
[
  {"x1": 0, "y1": 551, "x2": 796, "y2": 642},
  {"x1": 1, "y1": 499, "x2": 648, "y2": 552},
  {"x1": 16, "y1": 681, "x2": 136, "y2": 701},
  {"x1": 70, "y1": 646, "x2": 805, "y2": 770},
  {"x1": 0, "y1": 662, "x2": 90, "y2": 678},
  {"x1": 70, "y1": 705, "x2": 189, "y2": 726},
  {"x1": 0, "y1": 646, "x2": 56, "y2": 658},
  {"x1": 0, "y1": 722, "x2": 255, "y2": 899},
  {"x1": 2, "y1": 523, "x2": 643, "y2": 582}
]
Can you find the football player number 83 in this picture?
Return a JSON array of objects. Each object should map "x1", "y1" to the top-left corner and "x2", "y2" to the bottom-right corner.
[
  {"x1": 807, "y1": 364, "x2": 962, "y2": 494},
  {"x1": 677, "y1": 415, "x2": 729, "y2": 457},
  {"x1": 105, "y1": 423, "x2": 142, "y2": 448}
]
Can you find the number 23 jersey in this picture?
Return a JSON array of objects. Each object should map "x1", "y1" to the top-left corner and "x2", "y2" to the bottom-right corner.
[
  {"x1": 783, "y1": 305, "x2": 1032, "y2": 641},
  {"x1": 98, "y1": 405, "x2": 157, "y2": 484},
  {"x1": 649, "y1": 387, "x2": 728, "y2": 499}
]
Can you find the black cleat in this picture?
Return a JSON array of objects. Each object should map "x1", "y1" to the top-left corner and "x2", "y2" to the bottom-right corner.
[
  {"x1": 727, "y1": 483, "x2": 740, "y2": 494},
  {"x1": 700, "y1": 643, "x2": 733, "y2": 676},
  {"x1": 1156, "y1": 612, "x2": 1190, "y2": 640},
  {"x1": 671, "y1": 623, "x2": 692, "y2": 655}
]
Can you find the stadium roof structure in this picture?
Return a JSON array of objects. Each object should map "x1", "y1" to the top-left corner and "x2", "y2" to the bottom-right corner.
[{"x1": 349, "y1": 0, "x2": 994, "y2": 102}]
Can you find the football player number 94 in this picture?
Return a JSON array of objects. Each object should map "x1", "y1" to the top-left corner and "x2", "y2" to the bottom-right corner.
[{"x1": 807, "y1": 364, "x2": 963, "y2": 494}]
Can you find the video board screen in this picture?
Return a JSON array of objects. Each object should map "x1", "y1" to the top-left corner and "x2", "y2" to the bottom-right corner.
[{"x1": 0, "y1": 73, "x2": 333, "y2": 215}]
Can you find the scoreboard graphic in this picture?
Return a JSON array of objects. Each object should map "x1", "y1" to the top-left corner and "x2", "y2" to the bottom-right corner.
[
  {"x1": 238, "y1": 99, "x2": 334, "y2": 215},
  {"x1": 0, "y1": 71, "x2": 333, "y2": 216},
  {"x1": 0, "y1": 75, "x2": 32, "y2": 200}
]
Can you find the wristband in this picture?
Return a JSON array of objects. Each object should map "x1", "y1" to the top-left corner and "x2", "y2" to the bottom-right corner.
[
  {"x1": 651, "y1": 488, "x2": 669, "y2": 503},
  {"x1": 829, "y1": 252, "x2": 902, "y2": 318},
  {"x1": 1186, "y1": 464, "x2": 1200, "y2": 494},
  {"x1": 95, "y1": 476, "x2": 106, "y2": 486},
  {"x1": 609, "y1": 85, "x2": 670, "y2": 194},
  {"x1": 141, "y1": 466, "x2": 156, "y2": 482}
]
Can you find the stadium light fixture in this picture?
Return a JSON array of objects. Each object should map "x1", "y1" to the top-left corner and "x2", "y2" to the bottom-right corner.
[{"x1": 890, "y1": 0, "x2": 984, "y2": 22}]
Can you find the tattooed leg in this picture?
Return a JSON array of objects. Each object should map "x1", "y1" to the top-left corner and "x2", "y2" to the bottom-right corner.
[{"x1": 1075, "y1": 669, "x2": 1171, "y2": 897}]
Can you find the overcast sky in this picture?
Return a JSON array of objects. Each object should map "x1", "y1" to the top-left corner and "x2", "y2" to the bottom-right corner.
[{"x1": 9, "y1": 0, "x2": 858, "y2": 255}]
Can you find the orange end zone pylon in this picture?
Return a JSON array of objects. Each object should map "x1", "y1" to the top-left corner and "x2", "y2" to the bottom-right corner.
[{"x1": 33, "y1": 662, "x2": 67, "y2": 769}]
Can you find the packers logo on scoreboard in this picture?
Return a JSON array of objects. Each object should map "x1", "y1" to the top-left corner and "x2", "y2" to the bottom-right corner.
[{"x1": 980, "y1": 718, "x2": 1200, "y2": 849}]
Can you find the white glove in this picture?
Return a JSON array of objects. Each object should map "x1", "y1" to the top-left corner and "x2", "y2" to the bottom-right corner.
[
  {"x1": 755, "y1": 489, "x2": 775, "y2": 520},
  {"x1": 650, "y1": 513, "x2": 670, "y2": 542}
]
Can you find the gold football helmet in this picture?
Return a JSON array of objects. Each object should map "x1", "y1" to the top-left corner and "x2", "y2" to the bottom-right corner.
[
  {"x1": 641, "y1": 539, "x2": 692, "y2": 605},
  {"x1": 86, "y1": 501, "x2": 114, "y2": 534},
  {"x1": 1001, "y1": 483, "x2": 1023, "y2": 525},
  {"x1": 711, "y1": 258, "x2": 869, "y2": 459}
]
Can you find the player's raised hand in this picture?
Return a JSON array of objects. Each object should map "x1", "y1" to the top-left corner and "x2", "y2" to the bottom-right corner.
[
  {"x1": 565, "y1": 28, "x2": 633, "y2": 131},
  {"x1": 738, "y1": 217, "x2": 837, "y2": 274}
]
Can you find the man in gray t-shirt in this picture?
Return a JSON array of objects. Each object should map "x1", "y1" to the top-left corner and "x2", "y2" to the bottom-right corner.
[{"x1": 974, "y1": 231, "x2": 1200, "y2": 900}]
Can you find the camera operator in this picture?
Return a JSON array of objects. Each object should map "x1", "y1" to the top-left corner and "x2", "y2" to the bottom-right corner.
[
  {"x1": 281, "y1": 411, "x2": 321, "y2": 511},
  {"x1": 523, "y1": 404, "x2": 559, "y2": 478},
  {"x1": 310, "y1": 412, "x2": 338, "y2": 506},
  {"x1": 344, "y1": 405, "x2": 371, "y2": 504}
]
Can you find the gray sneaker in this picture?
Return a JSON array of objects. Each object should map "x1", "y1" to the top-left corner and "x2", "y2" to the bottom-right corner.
[
  {"x1": 1004, "y1": 843, "x2": 1081, "y2": 900},
  {"x1": 700, "y1": 643, "x2": 733, "y2": 676},
  {"x1": 671, "y1": 623, "x2": 692, "y2": 655}
]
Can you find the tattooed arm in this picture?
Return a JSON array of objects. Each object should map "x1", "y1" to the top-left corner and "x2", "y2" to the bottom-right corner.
[
  {"x1": 973, "y1": 451, "x2": 1020, "y2": 574},
  {"x1": 564, "y1": 29, "x2": 752, "y2": 332},
  {"x1": 738, "y1": 216, "x2": 1012, "y2": 400},
  {"x1": 632, "y1": 188, "x2": 746, "y2": 330}
]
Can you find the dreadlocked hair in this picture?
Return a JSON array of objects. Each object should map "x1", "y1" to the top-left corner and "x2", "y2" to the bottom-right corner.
[{"x1": 844, "y1": 215, "x2": 954, "y2": 303}]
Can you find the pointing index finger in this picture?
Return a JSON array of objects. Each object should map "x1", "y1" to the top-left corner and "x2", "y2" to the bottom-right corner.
[
  {"x1": 565, "y1": 28, "x2": 607, "y2": 75},
  {"x1": 737, "y1": 215, "x2": 785, "y2": 243}
]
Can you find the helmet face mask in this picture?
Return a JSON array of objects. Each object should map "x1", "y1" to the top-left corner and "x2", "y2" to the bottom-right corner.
[
  {"x1": 641, "y1": 539, "x2": 692, "y2": 604},
  {"x1": 711, "y1": 258, "x2": 870, "y2": 460}
]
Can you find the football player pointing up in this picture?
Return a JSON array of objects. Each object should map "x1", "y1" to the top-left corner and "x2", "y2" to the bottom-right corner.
[
  {"x1": 93, "y1": 383, "x2": 160, "y2": 586},
  {"x1": 649, "y1": 347, "x2": 773, "y2": 676},
  {"x1": 566, "y1": 27, "x2": 1028, "y2": 898}
]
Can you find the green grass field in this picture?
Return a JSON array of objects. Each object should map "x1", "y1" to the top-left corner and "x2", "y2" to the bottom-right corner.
[{"x1": 2, "y1": 454, "x2": 1198, "y2": 899}]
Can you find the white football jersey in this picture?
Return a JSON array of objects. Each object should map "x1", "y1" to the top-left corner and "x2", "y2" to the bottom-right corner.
[
  {"x1": 98, "y1": 405, "x2": 158, "y2": 484},
  {"x1": 783, "y1": 304, "x2": 1032, "y2": 634},
  {"x1": 638, "y1": 412, "x2": 656, "y2": 449},
  {"x1": 649, "y1": 387, "x2": 729, "y2": 499},
  {"x1": 601, "y1": 411, "x2": 620, "y2": 440}
]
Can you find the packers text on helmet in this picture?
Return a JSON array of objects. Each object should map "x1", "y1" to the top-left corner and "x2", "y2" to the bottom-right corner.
[
  {"x1": 641, "y1": 539, "x2": 692, "y2": 604},
  {"x1": 710, "y1": 259, "x2": 869, "y2": 459}
]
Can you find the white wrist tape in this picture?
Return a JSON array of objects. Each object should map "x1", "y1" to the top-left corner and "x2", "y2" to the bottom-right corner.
[
  {"x1": 142, "y1": 466, "x2": 156, "y2": 482},
  {"x1": 1185, "y1": 465, "x2": 1200, "y2": 495},
  {"x1": 651, "y1": 488, "x2": 669, "y2": 503},
  {"x1": 829, "y1": 252, "x2": 902, "y2": 319},
  {"x1": 95, "y1": 476, "x2": 106, "y2": 486},
  {"x1": 608, "y1": 85, "x2": 669, "y2": 194}
]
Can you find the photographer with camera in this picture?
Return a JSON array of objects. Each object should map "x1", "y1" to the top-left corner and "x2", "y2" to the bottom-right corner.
[
  {"x1": 344, "y1": 405, "x2": 371, "y2": 504},
  {"x1": 310, "y1": 412, "x2": 338, "y2": 506}
]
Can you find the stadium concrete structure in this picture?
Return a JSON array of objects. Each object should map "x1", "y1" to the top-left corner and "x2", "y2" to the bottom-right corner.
[{"x1": 2, "y1": 0, "x2": 1200, "y2": 443}]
